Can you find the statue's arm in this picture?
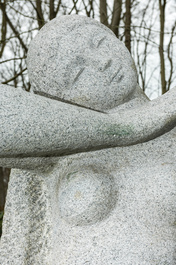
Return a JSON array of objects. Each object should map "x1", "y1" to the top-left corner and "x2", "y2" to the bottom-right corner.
[
  {"x1": 0, "y1": 84, "x2": 176, "y2": 168},
  {"x1": 0, "y1": 84, "x2": 108, "y2": 159}
]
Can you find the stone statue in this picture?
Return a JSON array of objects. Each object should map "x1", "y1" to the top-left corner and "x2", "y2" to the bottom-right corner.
[{"x1": 0, "y1": 15, "x2": 176, "y2": 264}]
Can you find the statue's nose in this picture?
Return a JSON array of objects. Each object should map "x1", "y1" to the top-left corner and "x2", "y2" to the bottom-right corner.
[{"x1": 94, "y1": 56, "x2": 112, "y2": 72}]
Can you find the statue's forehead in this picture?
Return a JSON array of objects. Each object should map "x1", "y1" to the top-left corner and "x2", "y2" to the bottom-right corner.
[
  {"x1": 58, "y1": 24, "x2": 114, "y2": 44},
  {"x1": 57, "y1": 24, "x2": 122, "y2": 55}
]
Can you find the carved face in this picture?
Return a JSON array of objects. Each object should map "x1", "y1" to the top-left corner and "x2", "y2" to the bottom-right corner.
[
  {"x1": 56, "y1": 25, "x2": 137, "y2": 111},
  {"x1": 27, "y1": 16, "x2": 137, "y2": 112}
]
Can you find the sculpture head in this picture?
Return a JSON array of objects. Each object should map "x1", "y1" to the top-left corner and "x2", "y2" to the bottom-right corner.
[{"x1": 27, "y1": 15, "x2": 137, "y2": 112}]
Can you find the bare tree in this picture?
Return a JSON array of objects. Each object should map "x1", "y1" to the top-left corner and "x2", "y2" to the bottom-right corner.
[
  {"x1": 133, "y1": 0, "x2": 156, "y2": 93},
  {"x1": 0, "y1": 168, "x2": 10, "y2": 211},
  {"x1": 100, "y1": 0, "x2": 108, "y2": 25},
  {"x1": 0, "y1": 167, "x2": 10, "y2": 237},
  {"x1": 158, "y1": 0, "x2": 176, "y2": 94},
  {"x1": 111, "y1": 0, "x2": 122, "y2": 38},
  {"x1": 125, "y1": 0, "x2": 131, "y2": 52},
  {"x1": 166, "y1": 21, "x2": 176, "y2": 91},
  {"x1": 159, "y1": 0, "x2": 166, "y2": 94}
]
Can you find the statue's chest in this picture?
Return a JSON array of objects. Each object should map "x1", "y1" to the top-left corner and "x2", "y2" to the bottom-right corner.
[{"x1": 46, "y1": 142, "x2": 176, "y2": 264}]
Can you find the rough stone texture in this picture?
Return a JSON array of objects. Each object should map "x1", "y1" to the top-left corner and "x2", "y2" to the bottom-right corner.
[
  {"x1": 0, "y1": 15, "x2": 176, "y2": 264},
  {"x1": 1, "y1": 130, "x2": 176, "y2": 264},
  {"x1": 47, "y1": 133, "x2": 176, "y2": 264},
  {"x1": 0, "y1": 168, "x2": 52, "y2": 264}
]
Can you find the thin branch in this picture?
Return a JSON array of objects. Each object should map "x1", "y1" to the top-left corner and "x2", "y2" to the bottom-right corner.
[
  {"x1": 89, "y1": 0, "x2": 94, "y2": 18},
  {"x1": 0, "y1": 57, "x2": 26, "y2": 64},
  {"x1": 7, "y1": 3, "x2": 36, "y2": 20},
  {"x1": 0, "y1": 2, "x2": 28, "y2": 53},
  {"x1": 36, "y1": 0, "x2": 45, "y2": 28},
  {"x1": 29, "y1": 0, "x2": 45, "y2": 29},
  {"x1": 0, "y1": 28, "x2": 38, "y2": 44},
  {"x1": 68, "y1": 0, "x2": 79, "y2": 15},
  {"x1": 55, "y1": 0, "x2": 62, "y2": 15},
  {"x1": 72, "y1": 0, "x2": 79, "y2": 14},
  {"x1": 82, "y1": 0, "x2": 90, "y2": 17},
  {"x1": 2, "y1": 67, "x2": 27, "y2": 84},
  {"x1": 167, "y1": 22, "x2": 176, "y2": 91}
]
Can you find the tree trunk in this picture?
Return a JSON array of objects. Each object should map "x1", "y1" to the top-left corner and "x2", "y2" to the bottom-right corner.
[
  {"x1": 99, "y1": 0, "x2": 108, "y2": 26},
  {"x1": 0, "y1": 0, "x2": 7, "y2": 58},
  {"x1": 0, "y1": 167, "x2": 10, "y2": 212},
  {"x1": 36, "y1": 0, "x2": 45, "y2": 29},
  {"x1": 111, "y1": 0, "x2": 122, "y2": 38},
  {"x1": 0, "y1": 167, "x2": 5, "y2": 212},
  {"x1": 159, "y1": 0, "x2": 166, "y2": 94},
  {"x1": 125, "y1": 0, "x2": 131, "y2": 53},
  {"x1": 0, "y1": 2, "x2": 28, "y2": 53},
  {"x1": 50, "y1": 0, "x2": 55, "y2": 20},
  {"x1": 0, "y1": 167, "x2": 10, "y2": 238}
]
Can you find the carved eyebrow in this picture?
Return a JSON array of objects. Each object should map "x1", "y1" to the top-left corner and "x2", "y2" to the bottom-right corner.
[
  {"x1": 94, "y1": 36, "x2": 106, "y2": 48},
  {"x1": 73, "y1": 68, "x2": 85, "y2": 83}
]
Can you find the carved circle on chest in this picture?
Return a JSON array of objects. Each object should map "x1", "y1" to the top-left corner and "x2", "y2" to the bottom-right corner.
[{"x1": 58, "y1": 165, "x2": 118, "y2": 226}]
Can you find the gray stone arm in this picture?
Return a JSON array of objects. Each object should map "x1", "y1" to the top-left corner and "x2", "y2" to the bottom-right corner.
[{"x1": 0, "y1": 84, "x2": 176, "y2": 163}]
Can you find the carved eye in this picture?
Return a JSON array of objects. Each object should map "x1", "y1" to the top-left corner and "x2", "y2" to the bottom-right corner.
[{"x1": 75, "y1": 56, "x2": 86, "y2": 65}]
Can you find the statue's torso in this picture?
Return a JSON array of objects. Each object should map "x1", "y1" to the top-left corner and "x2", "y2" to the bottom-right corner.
[
  {"x1": 1, "y1": 129, "x2": 176, "y2": 265},
  {"x1": 46, "y1": 129, "x2": 176, "y2": 264}
]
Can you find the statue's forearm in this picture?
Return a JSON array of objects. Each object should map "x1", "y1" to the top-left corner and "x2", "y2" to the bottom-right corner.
[
  {"x1": 0, "y1": 84, "x2": 176, "y2": 160},
  {"x1": 0, "y1": 84, "x2": 104, "y2": 158}
]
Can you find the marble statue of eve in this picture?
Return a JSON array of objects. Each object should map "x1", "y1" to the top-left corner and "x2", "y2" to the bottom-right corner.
[{"x1": 0, "y1": 15, "x2": 176, "y2": 265}]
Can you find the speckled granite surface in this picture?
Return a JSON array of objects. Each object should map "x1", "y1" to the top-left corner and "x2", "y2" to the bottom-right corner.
[{"x1": 0, "y1": 15, "x2": 176, "y2": 264}]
